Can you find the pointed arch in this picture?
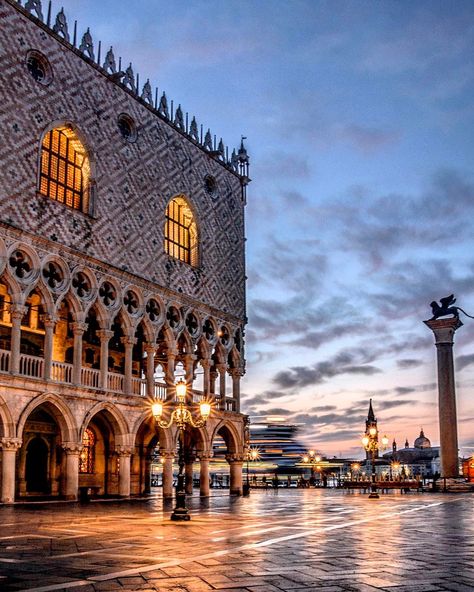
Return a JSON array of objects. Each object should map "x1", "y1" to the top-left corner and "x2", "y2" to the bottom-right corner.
[
  {"x1": 0, "y1": 394, "x2": 15, "y2": 438},
  {"x1": 17, "y1": 393, "x2": 77, "y2": 442},
  {"x1": 80, "y1": 401, "x2": 130, "y2": 446}
]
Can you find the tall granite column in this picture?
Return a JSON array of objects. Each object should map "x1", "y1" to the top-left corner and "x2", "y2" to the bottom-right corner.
[{"x1": 424, "y1": 317, "x2": 463, "y2": 478}]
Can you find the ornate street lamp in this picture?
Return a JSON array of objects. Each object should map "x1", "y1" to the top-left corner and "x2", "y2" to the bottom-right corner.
[
  {"x1": 301, "y1": 449, "x2": 322, "y2": 484},
  {"x1": 243, "y1": 447, "x2": 260, "y2": 496},
  {"x1": 362, "y1": 428, "x2": 388, "y2": 499},
  {"x1": 152, "y1": 379, "x2": 211, "y2": 521}
]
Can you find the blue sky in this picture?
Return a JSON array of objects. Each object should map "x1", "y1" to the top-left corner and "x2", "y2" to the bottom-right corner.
[{"x1": 55, "y1": 0, "x2": 474, "y2": 456}]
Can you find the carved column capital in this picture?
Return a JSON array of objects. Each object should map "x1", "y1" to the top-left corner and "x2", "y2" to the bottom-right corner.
[
  {"x1": 97, "y1": 329, "x2": 114, "y2": 342},
  {"x1": 62, "y1": 442, "x2": 83, "y2": 454},
  {"x1": 424, "y1": 317, "x2": 463, "y2": 345},
  {"x1": 200, "y1": 358, "x2": 213, "y2": 370},
  {"x1": 71, "y1": 321, "x2": 88, "y2": 335},
  {"x1": 159, "y1": 449, "x2": 175, "y2": 460},
  {"x1": 197, "y1": 451, "x2": 213, "y2": 461},
  {"x1": 1, "y1": 437, "x2": 22, "y2": 451},
  {"x1": 10, "y1": 305, "x2": 27, "y2": 320},
  {"x1": 120, "y1": 336, "x2": 137, "y2": 348},
  {"x1": 144, "y1": 342, "x2": 157, "y2": 355},
  {"x1": 226, "y1": 453, "x2": 245, "y2": 464},
  {"x1": 217, "y1": 363, "x2": 227, "y2": 375},
  {"x1": 115, "y1": 445, "x2": 133, "y2": 457},
  {"x1": 43, "y1": 314, "x2": 58, "y2": 329}
]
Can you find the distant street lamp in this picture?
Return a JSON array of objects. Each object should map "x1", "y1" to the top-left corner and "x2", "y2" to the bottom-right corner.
[
  {"x1": 152, "y1": 379, "x2": 211, "y2": 520},
  {"x1": 243, "y1": 448, "x2": 260, "y2": 495},
  {"x1": 302, "y1": 450, "x2": 322, "y2": 484},
  {"x1": 351, "y1": 462, "x2": 361, "y2": 481},
  {"x1": 362, "y1": 427, "x2": 388, "y2": 499}
]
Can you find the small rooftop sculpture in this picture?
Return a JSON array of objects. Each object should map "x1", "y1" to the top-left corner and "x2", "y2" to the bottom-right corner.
[{"x1": 430, "y1": 295, "x2": 474, "y2": 320}]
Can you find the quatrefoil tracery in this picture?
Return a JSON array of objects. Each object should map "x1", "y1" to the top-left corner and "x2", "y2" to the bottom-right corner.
[
  {"x1": 9, "y1": 251, "x2": 32, "y2": 279},
  {"x1": 72, "y1": 272, "x2": 91, "y2": 299},
  {"x1": 42, "y1": 262, "x2": 63, "y2": 289},
  {"x1": 124, "y1": 290, "x2": 139, "y2": 314},
  {"x1": 146, "y1": 299, "x2": 160, "y2": 322},
  {"x1": 99, "y1": 282, "x2": 116, "y2": 307}
]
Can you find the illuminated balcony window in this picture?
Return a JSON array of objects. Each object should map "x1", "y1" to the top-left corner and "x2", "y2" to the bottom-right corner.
[
  {"x1": 164, "y1": 196, "x2": 198, "y2": 266},
  {"x1": 39, "y1": 126, "x2": 90, "y2": 213}
]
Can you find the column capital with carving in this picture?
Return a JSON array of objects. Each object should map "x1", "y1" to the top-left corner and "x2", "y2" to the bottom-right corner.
[
  {"x1": 159, "y1": 449, "x2": 176, "y2": 460},
  {"x1": 1, "y1": 437, "x2": 22, "y2": 451},
  {"x1": 144, "y1": 342, "x2": 157, "y2": 355},
  {"x1": 225, "y1": 453, "x2": 245, "y2": 463},
  {"x1": 424, "y1": 317, "x2": 463, "y2": 345},
  {"x1": 10, "y1": 305, "x2": 27, "y2": 320},
  {"x1": 97, "y1": 329, "x2": 114, "y2": 342},
  {"x1": 115, "y1": 445, "x2": 133, "y2": 457},
  {"x1": 120, "y1": 336, "x2": 137, "y2": 348},
  {"x1": 71, "y1": 321, "x2": 88, "y2": 336},
  {"x1": 62, "y1": 442, "x2": 83, "y2": 454}
]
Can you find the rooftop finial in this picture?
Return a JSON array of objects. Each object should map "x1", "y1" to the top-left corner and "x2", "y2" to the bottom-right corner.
[
  {"x1": 53, "y1": 8, "x2": 70, "y2": 42},
  {"x1": 79, "y1": 28, "x2": 94, "y2": 60},
  {"x1": 24, "y1": 0, "x2": 43, "y2": 20}
]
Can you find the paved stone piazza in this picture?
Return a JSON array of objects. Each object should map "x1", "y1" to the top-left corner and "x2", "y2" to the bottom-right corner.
[{"x1": 0, "y1": 490, "x2": 473, "y2": 592}]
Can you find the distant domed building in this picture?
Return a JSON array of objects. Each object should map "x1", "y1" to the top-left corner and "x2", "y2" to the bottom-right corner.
[{"x1": 414, "y1": 429, "x2": 431, "y2": 450}]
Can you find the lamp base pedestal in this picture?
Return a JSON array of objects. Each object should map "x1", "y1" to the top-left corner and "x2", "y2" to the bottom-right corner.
[{"x1": 170, "y1": 478, "x2": 190, "y2": 521}]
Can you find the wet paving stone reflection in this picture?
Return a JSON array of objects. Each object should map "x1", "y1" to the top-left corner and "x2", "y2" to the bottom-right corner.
[{"x1": 0, "y1": 490, "x2": 473, "y2": 591}]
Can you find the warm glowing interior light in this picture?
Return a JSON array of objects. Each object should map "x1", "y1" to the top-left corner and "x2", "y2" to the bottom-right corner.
[
  {"x1": 369, "y1": 427, "x2": 377, "y2": 437},
  {"x1": 308, "y1": 449, "x2": 315, "y2": 456},
  {"x1": 303, "y1": 455, "x2": 309, "y2": 463},
  {"x1": 352, "y1": 463, "x2": 360, "y2": 471},
  {"x1": 151, "y1": 401, "x2": 163, "y2": 419},
  {"x1": 382, "y1": 435, "x2": 389, "y2": 446},
  {"x1": 200, "y1": 401, "x2": 211, "y2": 419},
  {"x1": 176, "y1": 379, "x2": 187, "y2": 402},
  {"x1": 362, "y1": 436, "x2": 370, "y2": 447},
  {"x1": 315, "y1": 455, "x2": 321, "y2": 462}
]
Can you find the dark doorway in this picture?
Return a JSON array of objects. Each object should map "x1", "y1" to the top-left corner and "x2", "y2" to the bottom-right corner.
[{"x1": 25, "y1": 437, "x2": 49, "y2": 493}]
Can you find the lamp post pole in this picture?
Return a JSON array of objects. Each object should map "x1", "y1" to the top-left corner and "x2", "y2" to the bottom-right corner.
[
  {"x1": 152, "y1": 379, "x2": 211, "y2": 521},
  {"x1": 362, "y1": 428, "x2": 388, "y2": 499}
]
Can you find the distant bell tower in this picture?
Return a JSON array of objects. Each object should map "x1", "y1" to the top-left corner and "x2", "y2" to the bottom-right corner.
[
  {"x1": 365, "y1": 398, "x2": 379, "y2": 459},
  {"x1": 392, "y1": 438, "x2": 397, "y2": 453}
]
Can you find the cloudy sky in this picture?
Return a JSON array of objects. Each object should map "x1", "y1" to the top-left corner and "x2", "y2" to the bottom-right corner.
[{"x1": 55, "y1": 0, "x2": 474, "y2": 457}]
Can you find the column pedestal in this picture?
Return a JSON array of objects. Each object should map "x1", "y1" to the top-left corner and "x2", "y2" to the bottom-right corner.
[
  {"x1": 62, "y1": 443, "x2": 82, "y2": 501},
  {"x1": 424, "y1": 317, "x2": 463, "y2": 479}
]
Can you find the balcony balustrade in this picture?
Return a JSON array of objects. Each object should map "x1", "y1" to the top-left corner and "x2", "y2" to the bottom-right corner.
[{"x1": 0, "y1": 349, "x2": 235, "y2": 409}]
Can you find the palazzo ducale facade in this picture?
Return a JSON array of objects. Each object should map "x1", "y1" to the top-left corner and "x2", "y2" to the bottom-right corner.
[{"x1": 0, "y1": 0, "x2": 249, "y2": 503}]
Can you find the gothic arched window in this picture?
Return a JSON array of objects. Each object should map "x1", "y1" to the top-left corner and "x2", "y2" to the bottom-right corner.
[
  {"x1": 79, "y1": 428, "x2": 95, "y2": 474},
  {"x1": 164, "y1": 196, "x2": 198, "y2": 266},
  {"x1": 39, "y1": 126, "x2": 90, "y2": 213}
]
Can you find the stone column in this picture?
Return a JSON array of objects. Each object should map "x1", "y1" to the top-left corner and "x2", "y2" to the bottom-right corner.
[
  {"x1": 184, "y1": 354, "x2": 197, "y2": 404},
  {"x1": 185, "y1": 455, "x2": 195, "y2": 494},
  {"x1": 424, "y1": 317, "x2": 463, "y2": 478},
  {"x1": 200, "y1": 358, "x2": 212, "y2": 396},
  {"x1": 117, "y1": 446, "x2": 132, "y2": 497},
  {"x1": 227, "y1": 454, "x2": 244, "y2": 496},
  {"x1": 161, "y1": 451, "x2": 175, "y2": 499},
  {"x1": 71, "y1": 321, "x2": 87, "y2": 385},
  {"x1": 10, "y1": 305, "x2": 27, "y2": 374},
  {"x1": 165, "y1": 352, "x2": 176, "y2": 401},
  {"x1": 121, "y1": 336, "x2": 137, "y2": 395},
  {"x1": 144, "y1": 343, "x2": 156, "y2": 398},
  {"x1": 199, "y1": 453, "x2": 211, "y2": 497},
  {"x1": 217, "y1": 364, "x2": 227, "y2": 410},
  {"x1": 97, "y1": 329, "x2": 113, "y2": 389},
  {"x1": 43, "y1": 315, "x2": 56, "y2": 381},
  {"x1": 1, "y1": 438, "x2": 22, "y2": 503},
  {"x1": 62, "y1": 442, "x2": 82, "y2": 501},
  {"x1": 229, "y1": 368, "x2": 243, "y2": 413}
]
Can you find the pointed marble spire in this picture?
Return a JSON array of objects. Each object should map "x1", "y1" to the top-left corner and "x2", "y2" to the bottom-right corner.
[
  {"x1": 158, "y1": 92, "x2": 169, "y2": 118},
  {"x1": 79, "y1": 28, "x2": 94, "y2": 60},
  {"x1": 203, "y1": 129, "x2": 213, "y2": 151},
  {"x1": 189, "y1": 117, "x2": 199, "y2": 142},
  {"x1": 230, "y1": 149, "x2": 239, "y2": 171},
  {"x1": 53, "y1": 8, "x2": 70, "y2": 41},
  {"x1": 24, "y1": 0, "x2": 43, "y2": 20},
  {"x1": 367, "y1": 398, "x2": 375, "y2": 422},
  {"x1": 103, "y1": 46, "x2": 117, "y2": 73},
  {"x1": 122, "y1": 63, "x2": 136, "y2": 92},
  {"x1": 218, "y1": 138, "x2": 225, "y2": 159},
  {"x1": 174, "y1": 104, "x2": 184, "y2": 130},
  {"x1": 141, "y1": 79, "x2": 153, "y2": 104}
]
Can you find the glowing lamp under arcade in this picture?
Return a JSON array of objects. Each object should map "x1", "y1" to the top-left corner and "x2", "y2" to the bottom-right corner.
[
  {"x1": 199, "y1": 401, "x2": 211, "y2": 420},
  {"x1": 152, "y1": 401, "x2": 163, "y2": 420}
]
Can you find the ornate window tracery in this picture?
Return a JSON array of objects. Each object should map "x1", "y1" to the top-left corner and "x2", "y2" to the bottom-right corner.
[
  {"x1": 79, "y1": 428, "x2": 95, "y2": 473},
  {"x1": 39, "y1": 126, "x2": 90, "y2": 213},
  {"x1": 164, "y1": 196, "x2": 198, "y2": 266}
]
